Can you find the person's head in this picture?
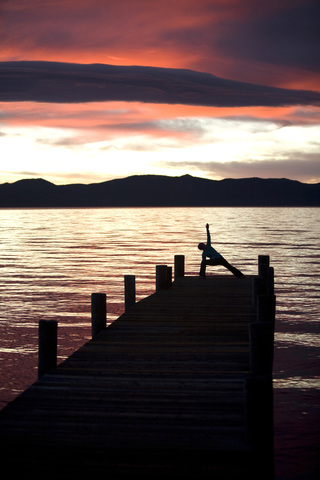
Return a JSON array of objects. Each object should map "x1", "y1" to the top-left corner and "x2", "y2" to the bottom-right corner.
[{"x1": 198, "y1": 242, "x2": 206, "y2": 250}]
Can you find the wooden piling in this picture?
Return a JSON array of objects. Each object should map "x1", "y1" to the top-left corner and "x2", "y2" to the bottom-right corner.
[
  {"x1": 266, "y1": 266, "x2": 274, "y2": 296},
  {"x1": 258, "y1": 255, "x2": 270, "y2": 278},
  {"x1": 253, "y1": 256, "x2": 272, "y2": 307},
  {"x1": 156, "y1": 265, "x2": 170, "y2": 290},
  {"x1": 167, "y1": 266, "x2": 172, "y2": 288},
  {"x1": 252, "y1": 276, "x2": 265, "y2": 307},
  {"x1": 174, "y1": 254, "x2": 185, "y2": 280},
  {"x1": 251, "y1": 259, "x2": 276, "y2": 376},
  {"x1": 38, "y1": 320, "x2": 57, "y2": 379},
  {"x1": 250, "y1": 322, "x2": 274, "y2": 375},
  {"x1": 124, "y1": 275, "x2": 136, "y2": 311},
  {"x1": 245, "y1": 374, "x2": 274, "y2": 477},
  {"x1": 91, "y1": 293, "x2": 106, "y2": 339},
  {"x1": 257, "y1": 294, "x2": 276, "y2": 325}
]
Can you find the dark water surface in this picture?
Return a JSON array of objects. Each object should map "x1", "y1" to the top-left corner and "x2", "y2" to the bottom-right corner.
[{"x1": 0, "y1": 207, "x2": 319, "y2": 478}]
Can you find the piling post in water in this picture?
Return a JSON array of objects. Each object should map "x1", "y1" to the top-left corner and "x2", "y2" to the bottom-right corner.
[
  {"x1": 257, "y1": 294, "x2": 276, "y2": 325},
  {"x1": 258, "y1": 255, "x2": 270, "y2": 278},
  {"x1": 257, "y1": 266, "x2": 276, "y2": 325},
  {"x1": 266, "y1": 266, "x2": 274, "y2": 296},
  {"x1": 156, "y1": 265, "x2": 170, "y2": 291},
  {"x1": 253, "y1": 256, "x2": 271, "y2": 306},
  {"x1": 38, "y1": 320, "x2": 58, "y2": 379},
  {"x1": 248, "y1": 258, "x2": 275, "y2": 477},
  {"x1": 251, "y1": 259, "x2": 276, "y2": 375},
  {"x1": 250, "y1": 322, "x2": 274, "y2": 375},
  {"x1": 174, "y1": 255, "x2": 185, "y2": 280},
  {"x1": 91, "y1": 293, "x2": 106, "y2": 339},
  {"x1": 252, "y1": 276, "x2": 265, "y2": 307},
  {"x1": 167, "y1": 266, "x2": 172, "y2": 288},
  {"x1": 124, "y1": 275, "x2": 136, "y2": 311},
  {"x1": 245, "y1": 374, "x2": 274, "y2": 478}
]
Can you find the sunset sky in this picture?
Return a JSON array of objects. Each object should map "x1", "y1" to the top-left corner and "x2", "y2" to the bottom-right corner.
[{"x1": 0, "y1": 0, "x2": 319, "y2": 185}]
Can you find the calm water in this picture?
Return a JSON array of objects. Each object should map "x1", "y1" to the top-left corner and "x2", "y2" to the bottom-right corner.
[{"x1": 0, "y1": 207, "x2": 319, "y2": 479}]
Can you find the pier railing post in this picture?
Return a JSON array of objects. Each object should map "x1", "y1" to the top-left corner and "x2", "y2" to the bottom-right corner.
[
  {"x1": 257, "y1": 292, "x2": 276, "y2": 325},
  {"x1": 38, "y1": 320, "x2": 58, "y2": 379},
  {"x1": 174, "y1": 255, "x2": 185, "y2": 280},
  {"x1": 266, "y1": 266, "x2": 274, "y2": 296},
  {"x1": 251, "y1": 260, "x2": 276, "y2": 375},
  {"x1": 252, "y1": 276, "x2": 265, "y2": 307},
  {"x1": 156, "y1": 265, "x2": 170, "y2": 290},
  {"x1": 253, "y1": 256, "x2": 272, "y2": 307},
  {"x1": 167, "y1": 266, "x2": 172, "y2": 288},
  {"x1": 91, "y1": 293, "x2": 106, "y2": 339},
  {"x1": 257, "y1": 266, "x2": 276, "y2": 327},
  {"x1": 258, "y1": 254, "x2": 270, "y2": 278},
  {"x1": 250, "y1": 322, "x2": 274, "y2": 375},
  {"x1": 124, "y1": 275, "x2": 136, "y2": 311}
]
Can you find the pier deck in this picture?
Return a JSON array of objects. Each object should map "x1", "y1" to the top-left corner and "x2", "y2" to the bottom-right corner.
[{"x1": 0, "y1": 271, "x2": 275, "y2": 479}]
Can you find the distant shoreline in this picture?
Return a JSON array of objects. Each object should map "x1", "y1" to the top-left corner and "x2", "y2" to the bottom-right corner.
[{"x1": 1, "y1": 205, "x2": 320, "y2": 210}]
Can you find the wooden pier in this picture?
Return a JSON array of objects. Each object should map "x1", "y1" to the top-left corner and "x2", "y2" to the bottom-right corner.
[{"x1": 0, "y1": 255, "x2": 275, "y2": 479}]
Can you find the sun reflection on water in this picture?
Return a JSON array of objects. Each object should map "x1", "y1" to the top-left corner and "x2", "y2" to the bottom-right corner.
[
  {"x1": 0, "y1": 206, "x2": 319, "y2": 407},
  {"x1": 273, "y1": 377, "x2": 320, "y2": 389},
  {"x1": 275, "y1": 332, "x2": 320, "y2": 348}
]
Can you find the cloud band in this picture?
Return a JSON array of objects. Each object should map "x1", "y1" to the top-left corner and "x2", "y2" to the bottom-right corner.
[{"x1": 1, "y1": 61, "x2": 320, "y2": 107}]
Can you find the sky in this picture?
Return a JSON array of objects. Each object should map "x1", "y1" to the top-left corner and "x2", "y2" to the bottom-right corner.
[{"x1": 0, "y1": 0, "x2": 319, "y2": 185}]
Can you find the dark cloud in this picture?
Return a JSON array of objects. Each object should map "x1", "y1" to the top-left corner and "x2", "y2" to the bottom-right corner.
[
  {"x1": 1, "y1": 61, "x2": 320, "y2": 107},
  {"x1": 218, "y1": 1, "x2": 320, "y2": 72},
  {"x1": 165, "y1": 154, "x2": 320, "y2": 183}
]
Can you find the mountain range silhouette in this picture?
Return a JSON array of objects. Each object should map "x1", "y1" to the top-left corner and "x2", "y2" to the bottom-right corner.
[{"x1": 0, "y1": 175, "x2": 319, "y2": 207}]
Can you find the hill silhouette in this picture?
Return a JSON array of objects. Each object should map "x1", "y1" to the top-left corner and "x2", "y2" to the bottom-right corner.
[{"x1": 0, "y1": 175, "x2": 319, "y2": 207}]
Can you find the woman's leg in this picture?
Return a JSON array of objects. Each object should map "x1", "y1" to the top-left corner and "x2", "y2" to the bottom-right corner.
[
  {"x1": 219, "y1": 257, "x2": 244, "y2": 278},
  {"x1": 200, "y1": 257, "x2": 244, "y2": 277}
]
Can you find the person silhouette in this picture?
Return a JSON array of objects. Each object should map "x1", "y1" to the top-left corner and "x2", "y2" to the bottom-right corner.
[{"x1": 198, "y1": 224, "x2": 244, "y2": 278}]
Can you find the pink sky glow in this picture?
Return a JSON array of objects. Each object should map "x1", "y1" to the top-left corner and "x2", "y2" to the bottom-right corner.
[{"x1": 0, "y1": 0, "x2": 319, "y2": 184}]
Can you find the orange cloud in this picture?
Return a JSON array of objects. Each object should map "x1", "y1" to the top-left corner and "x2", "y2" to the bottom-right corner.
[
  {"x1": 0, "y1": 0, "x2": 319, "y2": 92},
  {"x1": 2, "y1": 99, "x2": 318, "y2": 150}
]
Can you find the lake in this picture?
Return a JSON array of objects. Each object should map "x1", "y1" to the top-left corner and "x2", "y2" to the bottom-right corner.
[{"x1": 0, "y1": 206, "x2": 319, "y2": 479}]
